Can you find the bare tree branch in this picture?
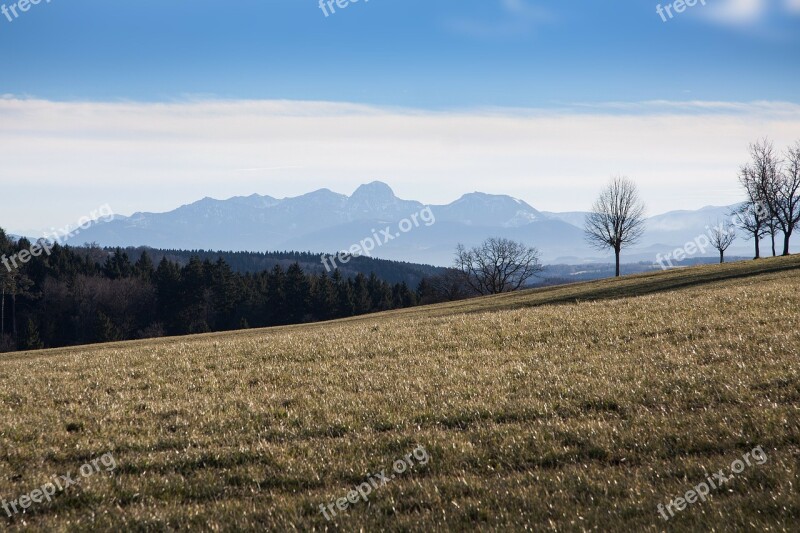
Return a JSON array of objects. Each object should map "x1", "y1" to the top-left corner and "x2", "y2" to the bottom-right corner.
[
  {"x1": 454, "y1": 238, "x2": 543, "y2": 295},
  {"x1": 584, "y1": 176, "x2": 646, "y2": 277},
  {"x1": 709, "y1": 220, "x2": 737, "y2": 263}
]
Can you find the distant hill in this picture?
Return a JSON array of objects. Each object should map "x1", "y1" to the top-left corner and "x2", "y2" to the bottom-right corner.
[
  {"x1": 56, "y1": 182, "x2": 796, "y2": 266},
  {"x1": 101, "y1": 246, "x2": 445, "y2": 287}
]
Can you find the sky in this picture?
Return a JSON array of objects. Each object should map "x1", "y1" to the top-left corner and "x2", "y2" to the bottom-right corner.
[{"x1": 1, "y1": 0, "x2": 799, "y2": 233}]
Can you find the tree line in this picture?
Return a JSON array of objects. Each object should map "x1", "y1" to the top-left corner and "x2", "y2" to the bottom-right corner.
[
  {"x1": 736, "y1": 139, "x2": 800, "y2": 258},
  {"x1": 0, "y1": 235, "x2": 424, "y2": 352},
  {"x1": 117, "y1": 247, "x2": 441, "y2": 286}
]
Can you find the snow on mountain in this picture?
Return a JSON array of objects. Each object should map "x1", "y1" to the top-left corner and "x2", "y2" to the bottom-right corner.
[{"x1": 66, "y1": 182, "x2": 783, "y2": 266}]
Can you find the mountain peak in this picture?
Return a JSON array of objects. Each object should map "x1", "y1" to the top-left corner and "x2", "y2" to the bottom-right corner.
[
  {"x1": 454, "y1": 192, "x2": 537, "y2": 210},
  {"x1": 351, "y1": 181, "x2": 395, "y2": 199},
  {"x1": 440, "y1": 192, "x2": 541, "y2": 227}
]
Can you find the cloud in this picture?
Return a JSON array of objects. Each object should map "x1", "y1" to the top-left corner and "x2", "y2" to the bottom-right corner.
[
  {"x1": 699, "y1": 0, "x2": 800, "y2": 27},
  {"x1": 705, "y1": 0, "x2": 767, "y2": 25},
  {"x1": 1, "y1": 97, "x2": 800, "y2": 233}
]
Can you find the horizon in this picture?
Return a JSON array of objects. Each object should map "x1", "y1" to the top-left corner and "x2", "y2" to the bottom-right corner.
[
  {"x1": 4, "y1": 177, "x2": 747, "y2": 238},
  {"x1": 2, "y1": 0, "x2": 800, "y2": 233},
  {"x1": 2, "y1": 97, "x2": 797, "y2": 233}
]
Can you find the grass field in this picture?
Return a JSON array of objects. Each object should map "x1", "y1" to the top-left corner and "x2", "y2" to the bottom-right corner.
[{"x1": 1, "y1": 256, "x2": 799, "y2": 531}]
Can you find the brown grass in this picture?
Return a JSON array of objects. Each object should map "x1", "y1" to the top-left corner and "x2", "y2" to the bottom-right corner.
[{"x1": 1, "y1": 256, "x2": 799, "y2": 531}]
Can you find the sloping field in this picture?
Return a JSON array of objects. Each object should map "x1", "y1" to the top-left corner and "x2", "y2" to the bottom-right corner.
[{"x1": 1, "y1": 256, "x2": 799, "y2": 531}]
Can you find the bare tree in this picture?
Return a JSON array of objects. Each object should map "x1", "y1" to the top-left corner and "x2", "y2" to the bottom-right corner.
[
  {"x1": 743, "y1": 139, "x2": 783, "y2": 256},
  {"x1": 773, "y1": 141, "x2": 800, "y2": 255},
  {"x1": 709, "y1": 221, "x2": 736, "y2": 264},
  {"x1": 454, "y1": 238, "x2": 543, "y2": 295},
  {"x1": 765, "y1": 211, "x2": 780, "y2": 257},
  {"x1": 738, "y1": 152, "x2": 776, "y2": 260},
  {"x1": 731, "y1": 201, "x2": 768, "y2": 259},
  {"x1": 430, "y1": 268, "x2": 476, "y2": 301},
  {"x1": 584, "y1": 176, "x2": 646, "y2": 277}
]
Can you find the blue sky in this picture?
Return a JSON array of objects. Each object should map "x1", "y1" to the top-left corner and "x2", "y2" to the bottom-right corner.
[
  {"x1": 2, "y1": 0, "x2": 798, "y2": 106},
  {"x1": 1, "y1": 0, "x2": 800, "y2": 232}
]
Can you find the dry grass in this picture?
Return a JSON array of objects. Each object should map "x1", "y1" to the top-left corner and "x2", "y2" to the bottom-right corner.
[{"x1": 1, "y1": 256, "x2": 799, "y2": 532}]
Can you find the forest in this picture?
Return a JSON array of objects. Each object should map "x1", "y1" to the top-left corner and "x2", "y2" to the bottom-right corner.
[{"x1": 0, "y1": 231, "x2": 441, "y2": 352}]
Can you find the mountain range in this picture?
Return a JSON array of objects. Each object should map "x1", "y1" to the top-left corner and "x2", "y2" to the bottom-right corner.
[{"x1": 52, "y1": 181, "x2": 794, "y2": 266}]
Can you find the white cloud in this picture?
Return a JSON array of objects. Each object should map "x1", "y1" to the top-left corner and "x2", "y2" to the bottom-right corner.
[
  {"x1": 698, "y1": 0, "x2": 800, "y2": 27},
  {"x1": 705, "y1": 0, "x2": 768, "y2": 25},
  {"x1": 1, "y1": 97, "x2": 799, "y2": 233}
]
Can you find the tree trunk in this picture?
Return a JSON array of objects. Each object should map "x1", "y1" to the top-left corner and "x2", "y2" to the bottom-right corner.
[
  {"x1": 719, "y1": 251, "x2": 724, "y2": 264},
  {"x1": 1, "y1": 287, "x2": 4, "y2": 337},
  {"x1": 615, "y1": 249, "x2": 621, "y2": 277},
  {"x1": 771, "y1": 231, "x2": 776, "y2": 257},
  {"x1": 11, "y1": 292, "x2": 16, "y2": 341},
  {"x1": 783, "y1": 230, "x2": 792, "y2": 256},
  {"x1": 754, "y1": 237, "x2": 760, "y2": 259}
]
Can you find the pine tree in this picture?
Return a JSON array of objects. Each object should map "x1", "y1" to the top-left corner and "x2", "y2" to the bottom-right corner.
[
  {"x1": 103, "y1": 248, "x2": 133, "y2": 279},
  {"x1": 266, "y1": 265, "x2": 287, "y2": 325},
  {"x1": 180, "y1": 257, "x2": 211, "y2": 333},
  {"x1": 134, "y1": 250, "x2": 155, "y2": 280},
  {"x1": 284, "y1": 263, "x2": 311, "y2": 323},
  {"x1": 352, "y1": 273, "x2": 370, "y2": 315},
  {"x1": 154, "y1": 257, "x2": 182, "y2": 333},
  {"x1": 95, "y1": 312, "x2": 121, "y2": 343},
  {"x1": 311, "y1": 271, "x2": 336, "y2": 321},
  {"x1": 393, "y1": 282, "x2": 417, "y2": 308},
  {"x1": 22, "y1": 317, "x2": 44, "y2": 350},
  {"x1": 332, "y1": 270, "x2": 354, "y2": 318},
  {"x1": 210, "y1": 258, "x2": 239, "y2": 330}
]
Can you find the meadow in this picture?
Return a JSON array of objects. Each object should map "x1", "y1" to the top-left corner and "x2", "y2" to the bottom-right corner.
[{"x1": 1, "y1": 256, "x2": 799, "y2": 531}]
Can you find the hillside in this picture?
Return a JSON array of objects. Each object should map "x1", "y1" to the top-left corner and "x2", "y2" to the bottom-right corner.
[{"x1": 1, "y1": 256, "x2": 799, "y2": 531}]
